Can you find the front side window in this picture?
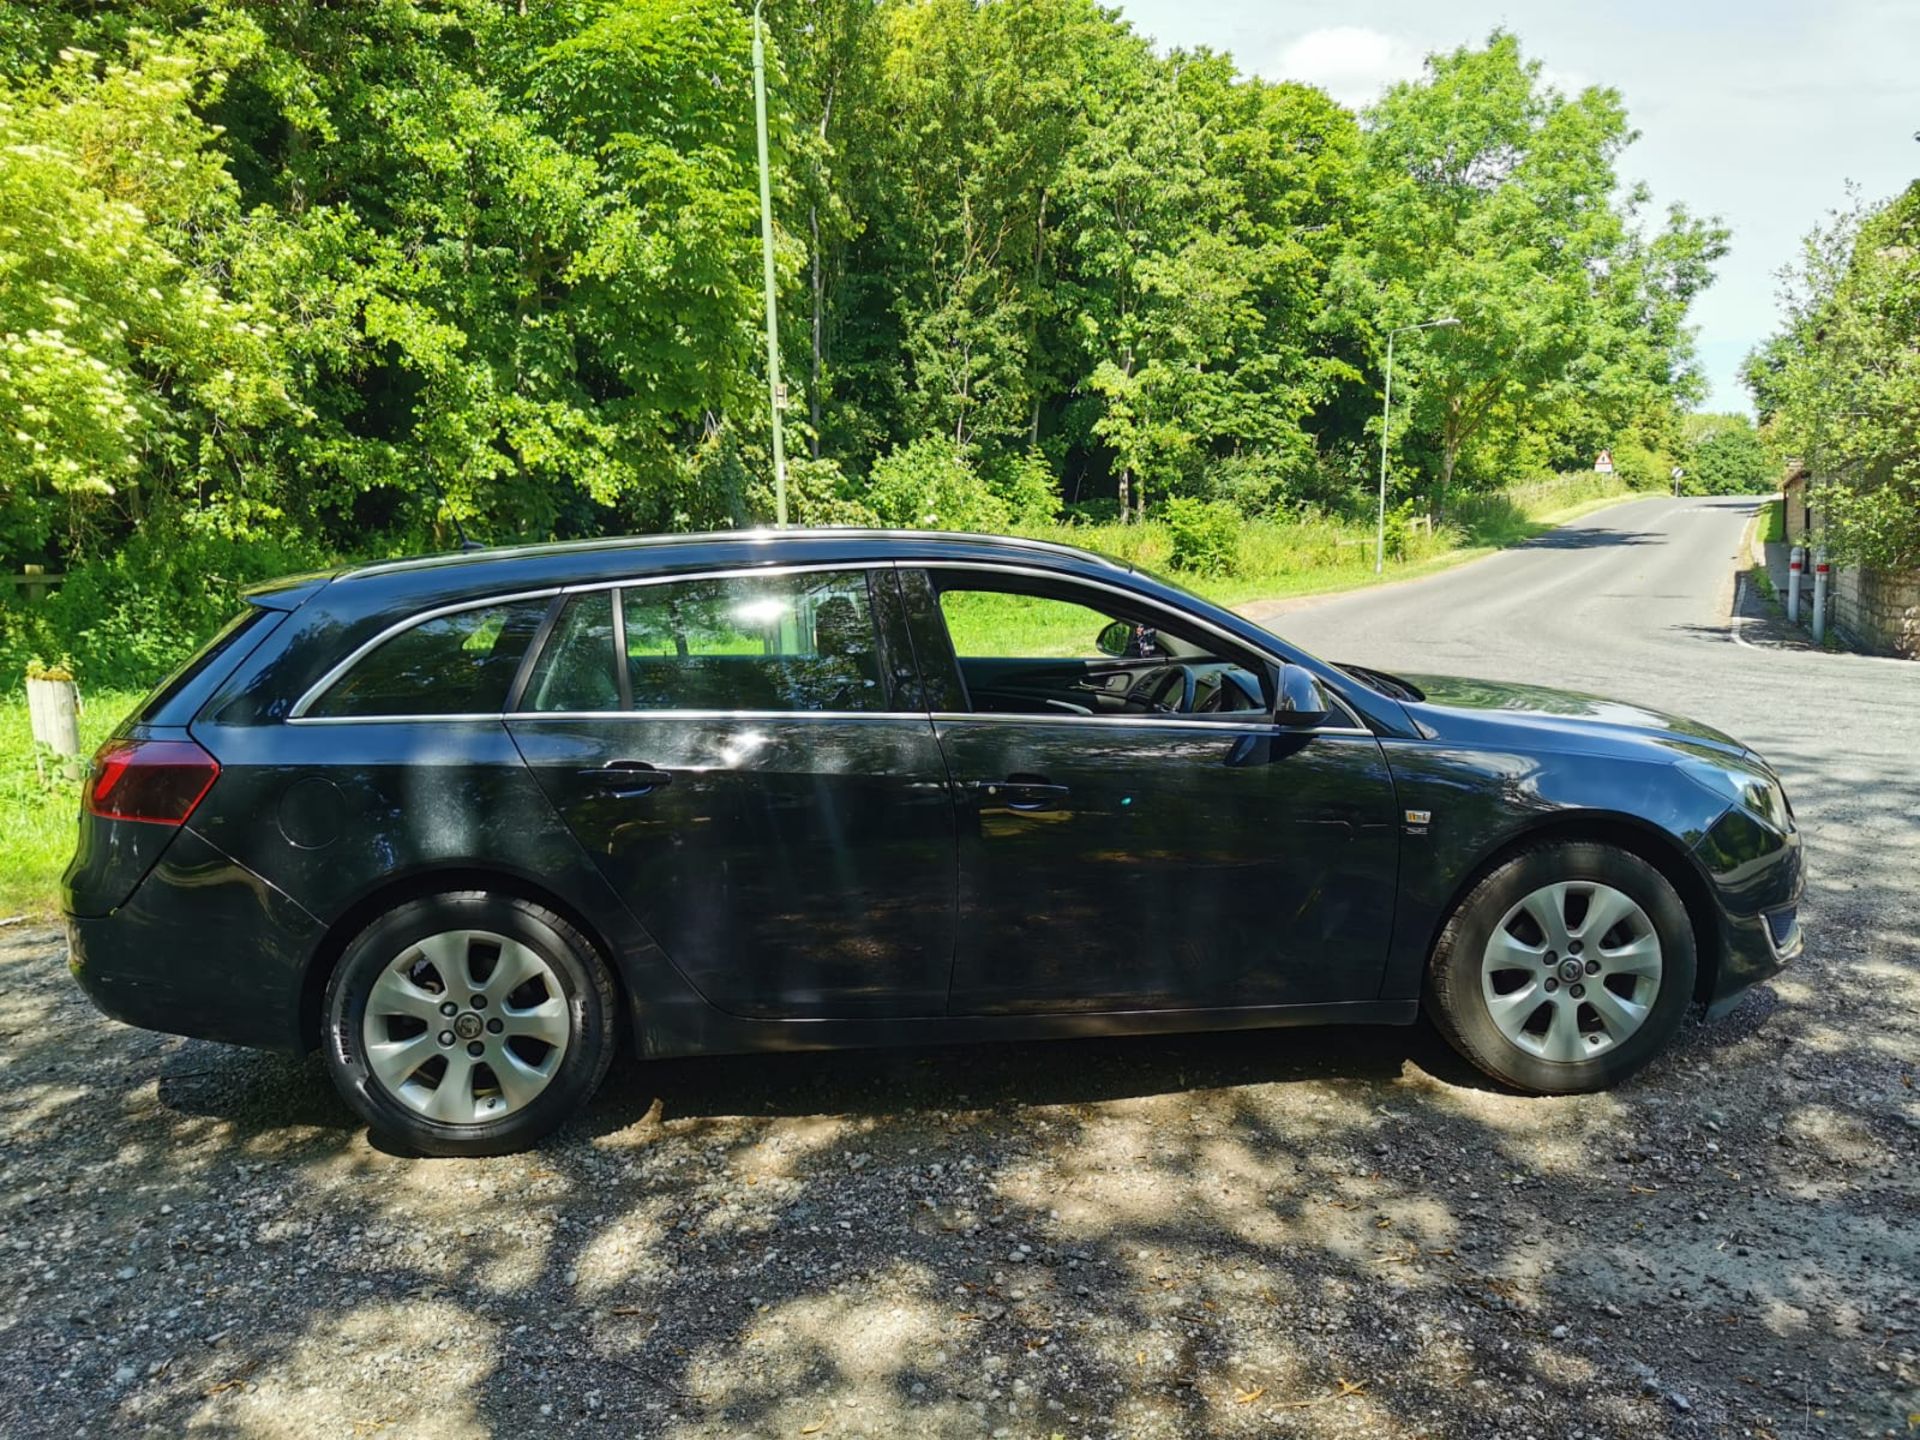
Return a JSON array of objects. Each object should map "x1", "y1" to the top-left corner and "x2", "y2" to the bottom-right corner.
[
  {"x1": 623, "y1": 570, "x2": 886, "y2": 713},
  {"x1": 939, "y1": 588, "x2": 1119, "y2": 660},
  {"x1": 308, "y1": 599, "x2": 549, "y2": 718},
  {"x1": 929, "y1": 571, "x2": 1271, "y2": 721}
]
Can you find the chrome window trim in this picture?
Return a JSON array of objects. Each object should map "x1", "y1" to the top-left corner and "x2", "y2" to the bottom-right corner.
[
  {"x1": 931, "y1": 711, "x2": 1374, "y2": 737},
  {"x1": 286, "y1": 708, "x2": 1371, "y2": 734},
  {"x1": 288, "y1": 712, "x2": 513, "y2": 726},
  {"x1": 291, "y1": 709, "x2": 937, "y2": 726},
  {"x1": 288, "y1": 588, "x2": 563, "y2": 720},
  {"x1": 919, "y1": 560, "x2": 1372, "y2": 733},
  {"x1": 509, "y1": 709, "x2": 933, "y2": 723}
]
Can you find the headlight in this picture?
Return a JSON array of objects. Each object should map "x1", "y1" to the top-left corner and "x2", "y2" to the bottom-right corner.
[{"x1": 1677, "y1": 755, "x2": 1792, "y2": 832}]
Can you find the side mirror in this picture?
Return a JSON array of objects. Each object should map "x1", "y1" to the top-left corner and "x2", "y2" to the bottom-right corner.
[
  {"x1": 1273, "y1": 663, "x2": 1332, "y2": 728},
  {"x1": 1096, "y1": 620, "x2": 1159, "y2": 659}
]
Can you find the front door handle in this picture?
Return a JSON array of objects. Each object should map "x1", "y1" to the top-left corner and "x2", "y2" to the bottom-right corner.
[
  {"x1": 974, "y1": 775, "x2": 1070, "y2": 812},
  {"x1": 581, "y1": 760, "x2": 674, "y2": 798}
]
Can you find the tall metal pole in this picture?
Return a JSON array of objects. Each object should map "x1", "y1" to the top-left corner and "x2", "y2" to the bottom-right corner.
[
  {"x1": 752, "y1": 2, "x2": 787, "y2": 527},
  {"x1": 1374, "y1": 316, "x2": 1460, "y2": 574},
  {"x1": 1375, "y1": 329, "x2": 1395, "y2": 575}
]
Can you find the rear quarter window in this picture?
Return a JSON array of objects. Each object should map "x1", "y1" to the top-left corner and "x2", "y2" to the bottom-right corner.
[
  {"x1": 138, "y1": 607, "x2": 282, "y2": 725},
  {"x1": 305, "y1": 599, "x2": 550, "y2": 718}
]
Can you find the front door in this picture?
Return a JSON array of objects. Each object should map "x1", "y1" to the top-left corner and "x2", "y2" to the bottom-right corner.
[
  {"x1": 507, "y1": 566, "x2": 956, "y2": 1019},
  {"x1": 910, "y1": 567, "x2": 1401, "y2": 1014}
]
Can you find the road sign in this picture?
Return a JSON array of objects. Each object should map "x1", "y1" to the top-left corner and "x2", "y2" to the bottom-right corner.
[{"x1": 1594, "y1": 449, "x2": 1614, "y2": 474}]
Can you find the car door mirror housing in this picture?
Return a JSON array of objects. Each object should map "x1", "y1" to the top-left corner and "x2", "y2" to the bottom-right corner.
[{"x1": 1273, "y1": 663, "x2": 1332, "y2": 727}]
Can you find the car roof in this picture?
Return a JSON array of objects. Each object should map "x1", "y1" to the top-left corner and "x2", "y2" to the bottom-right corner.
[
  {"x1": 241, "y1": 527, "x2": 1134, "y2": 615},
  {"x1": 334, "y1": 528, "x2": 1130, "y2": 584}
]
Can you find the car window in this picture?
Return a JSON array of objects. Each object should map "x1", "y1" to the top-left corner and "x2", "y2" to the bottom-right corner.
[
  {"x1": 622, "y1": 571, "x2": 886, "y2": 713},
  {"x1": 138, "y1": 606, "x2": 278, "y2": 723},
  {"x1": 928, "y1": 570, "x2": 1274, "y2": 722},
  {"x1": 939, "y1": 588, "x2": 1118, "y2": 659},
  {"x1": 308, "y1": 599, "x2": 549, "y2": 718},
  {"x1": 521, "y1": 591, "x2": 619, "y2": 712}
]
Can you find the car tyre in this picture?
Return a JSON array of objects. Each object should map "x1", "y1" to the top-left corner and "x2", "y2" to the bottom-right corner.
[
  {"x1": 322, "y1": 891, "x2": 617, "y2": 1156},
  {"x1": 1426, "y1": 842, "x2": 1696, "y2": 1094}
]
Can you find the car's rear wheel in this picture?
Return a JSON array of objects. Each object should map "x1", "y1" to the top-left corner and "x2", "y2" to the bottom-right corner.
[
  {"x1": 322, "y1": 892, "x2": 616, "y2": 1156},
  {"x1": 1426, "y1": 841, "x2": 1696, "y2": 1094}
]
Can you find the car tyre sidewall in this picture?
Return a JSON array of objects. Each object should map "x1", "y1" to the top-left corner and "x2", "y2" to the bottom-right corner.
[
  {"x1": 1427, "y1": 842, "x2": 1696, "y2": 1094},
  {"x1": 322, "y1": 892, "x2": 616, "y2": 1157}
]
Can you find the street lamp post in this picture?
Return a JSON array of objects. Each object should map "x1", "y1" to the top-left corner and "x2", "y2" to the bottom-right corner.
[
  {"x1": 1375, "y1": 316, "x2": 1460, "y2": 574},
  {"x1": 751, "y1": 1, "x2": 787, "y2": 527}
]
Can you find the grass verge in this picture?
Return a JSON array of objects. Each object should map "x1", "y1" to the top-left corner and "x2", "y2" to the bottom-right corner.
[
  {"x1": 0, "y1": 687, "x2": 142, "y2": 919},
  {"x1": 1759, "y1": 497, "x2": 1785, "y2": 545}
]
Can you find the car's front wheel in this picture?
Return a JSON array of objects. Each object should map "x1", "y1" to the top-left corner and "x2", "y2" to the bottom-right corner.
[
  {"x1": 322, "y1": 892, "x2": 616, "y2": 1156},
  {"x1": 1426, "y1": 841, "x2": 1696, "y2": 1094}
]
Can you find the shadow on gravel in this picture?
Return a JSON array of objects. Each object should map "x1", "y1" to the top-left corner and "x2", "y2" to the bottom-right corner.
[{"x1": 1, "y1": 706, "x2": 1915, "y2": 1439}]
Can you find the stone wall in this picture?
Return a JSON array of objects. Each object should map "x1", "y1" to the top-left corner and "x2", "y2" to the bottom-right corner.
[{"x1": 1831, "y1": 564, "x2": 1920, "y2": 658}]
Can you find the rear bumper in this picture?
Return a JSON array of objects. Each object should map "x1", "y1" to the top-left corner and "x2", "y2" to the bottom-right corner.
[{"x1": 66, "y1": 826, "x2": 323, "y2": 1052}]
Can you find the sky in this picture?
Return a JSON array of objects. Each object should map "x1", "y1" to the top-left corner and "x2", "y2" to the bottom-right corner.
[{"x1": 1112, "y1": 0, "x2": 1920, "y2": 414}]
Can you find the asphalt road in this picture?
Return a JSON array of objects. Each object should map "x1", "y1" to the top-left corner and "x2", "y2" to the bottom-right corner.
[{"x1": 1, "y1": 494, "x2": 1914, "y2": 1439}]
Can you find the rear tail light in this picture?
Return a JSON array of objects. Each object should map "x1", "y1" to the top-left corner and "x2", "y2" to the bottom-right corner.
[{"x1": 87, "y1": 738, "x2": 221, "y2": 826}]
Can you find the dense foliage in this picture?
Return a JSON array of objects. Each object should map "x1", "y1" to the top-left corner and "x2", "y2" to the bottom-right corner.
[
  {"x1": 0, "y1": 3, "x2": 1722, "y2": 684},
  {"x1": 1747, "y1": 183, "x2": 1920, "y2": 568},
  {"x1": 1679, "y1": 413, "x2": 1777, "y2": 496}
]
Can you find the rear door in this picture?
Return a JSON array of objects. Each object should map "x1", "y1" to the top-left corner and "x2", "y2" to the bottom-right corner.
[{"x1": 506, "y1": 564, "x2": 958, "y2": 1019}]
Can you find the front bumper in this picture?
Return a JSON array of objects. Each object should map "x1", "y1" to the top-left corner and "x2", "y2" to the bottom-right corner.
[
  {"x1": 1692, "y1": 804, "x2": 1804, "y2": 1019},
  {"x1": 66, "y1": 826, "x2": 323, "y2": 1052}
]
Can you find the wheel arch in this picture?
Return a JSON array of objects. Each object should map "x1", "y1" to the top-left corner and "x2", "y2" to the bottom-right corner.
[
  {"x1": 1428, "y1": 812, "x2": 1723, "y2": 1008},
  {"x1": 296, "y1": 865, "x2": 628, "y2": 1051}
]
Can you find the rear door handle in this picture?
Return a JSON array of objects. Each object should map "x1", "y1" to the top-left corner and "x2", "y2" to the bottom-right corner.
[
  {"x1": 580, "y1": 761, "x2": 674, "y2": 798},
  {"x1": 974, "y1": 776, "x2": 1070, "y2": 812}
]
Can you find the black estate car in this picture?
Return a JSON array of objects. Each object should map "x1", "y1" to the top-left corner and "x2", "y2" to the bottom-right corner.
[{"x1": 65, "y1": 530, "x2": 1803, "y2": 1155}]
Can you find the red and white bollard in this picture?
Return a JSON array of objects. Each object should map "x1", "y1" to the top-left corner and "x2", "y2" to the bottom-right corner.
[
  {"x1": 1787, "y1": 545, "x2": 1804, "y2": 623},
  {"x1": 1811, "y1": 552, "x2": 1830, "y2": 644}
]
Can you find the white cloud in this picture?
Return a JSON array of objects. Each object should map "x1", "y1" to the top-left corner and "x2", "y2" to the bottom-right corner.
[{"x1": 1271, "y1": 26, "x2": 1424, "y2": 107}]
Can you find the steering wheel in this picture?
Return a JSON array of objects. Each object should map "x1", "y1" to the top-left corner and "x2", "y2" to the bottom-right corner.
[{"x1": 1137, "y1": 663, "x2": 1197, "y2": 715}]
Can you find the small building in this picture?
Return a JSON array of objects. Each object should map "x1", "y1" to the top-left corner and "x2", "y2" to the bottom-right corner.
[{"x1": 1789, "y1": 464, "x2": 1919, "y2": 658}]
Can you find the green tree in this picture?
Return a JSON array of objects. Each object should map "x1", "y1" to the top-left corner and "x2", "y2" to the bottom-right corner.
[
  {"x1": 1681, "y1": 414, "x2": 1776, "y2": 495},
  {"x1": 1336, "y1": 33, "x2": 1724, "y2": 513},
  {"x1": 1748, "y1": 183, "x2": 1920, "y2": 568}
]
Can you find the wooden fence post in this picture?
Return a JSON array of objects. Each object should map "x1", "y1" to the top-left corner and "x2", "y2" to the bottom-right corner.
[{"x1": 27, "y1": 672, "x2": 81, "y2": 762}]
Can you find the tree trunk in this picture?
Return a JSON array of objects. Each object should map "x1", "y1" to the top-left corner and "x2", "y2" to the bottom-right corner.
[{"x1": 1118, "y1": 466, "x2": 1132, "y2": 519}]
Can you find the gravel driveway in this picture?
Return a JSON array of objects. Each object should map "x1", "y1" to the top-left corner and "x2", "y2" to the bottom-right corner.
[{"x1": 2, "y1": 496, "x2": 1915, "y2": 1438}]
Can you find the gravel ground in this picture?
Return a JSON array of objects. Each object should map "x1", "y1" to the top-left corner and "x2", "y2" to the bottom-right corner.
[{"x1": 2, "y1": 496, "x2": 1916, "y2": 1439}]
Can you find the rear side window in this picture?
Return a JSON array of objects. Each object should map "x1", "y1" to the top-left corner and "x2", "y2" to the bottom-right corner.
[
  {"x1": 307, "y1": 599, "x2": 549, "y2": 718},
  {"x1": 520, "y1": 591, "x2": 619, "y2": 713},
  {"x1": 623, "y1": 571, "x2": 885, "y2": 712}
]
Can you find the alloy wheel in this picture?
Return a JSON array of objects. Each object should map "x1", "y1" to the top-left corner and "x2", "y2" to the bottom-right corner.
[
  {"x1": 360, "y1": 929, "x2": 571, "y2": 1124},
  {"x1": 1479, "y1": 881, "x2": 1663, "y2": 1063}
]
